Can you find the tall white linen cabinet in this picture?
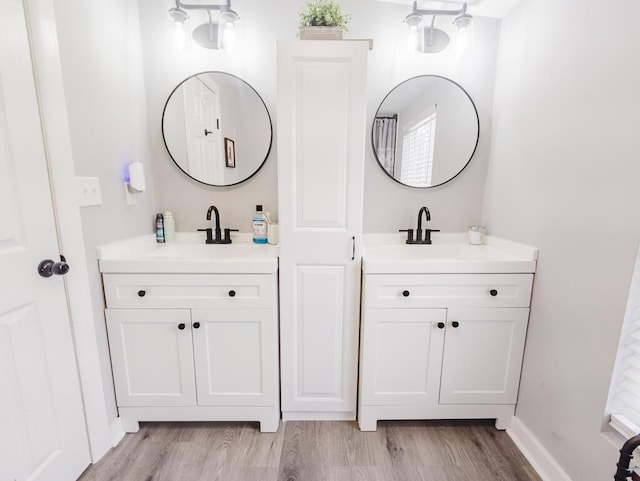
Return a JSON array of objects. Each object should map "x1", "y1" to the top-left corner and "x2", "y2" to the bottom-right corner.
[{"x1": 277, "y1": 40, "x2": 369, "y2": 420}]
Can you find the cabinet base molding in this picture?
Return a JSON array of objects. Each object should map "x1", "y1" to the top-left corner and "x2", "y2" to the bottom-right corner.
[
  {"x1": 118, "y1": 406, "x2": 281, "y2": 433},
  {"x1": 358, "y1": 404, "x2": 515, "y2": 432},
  {"x1": 109, "y1": 417, "x2": 128, "y2": 446},
  {"x1": 282, "y1": 411, "x2": 356, "y2": 422}
]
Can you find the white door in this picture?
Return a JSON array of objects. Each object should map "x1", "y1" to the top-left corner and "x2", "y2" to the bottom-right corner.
[
  {"x1": 359, "y1": 308, "x2": 446, "y2": 406},
  {"x1": 183, "y1": 76, "x2": 223, "y2": 184},
  {"x1": 439, "y1": 308, "x2": 530, "y2": 404},
  {"x1": 0, "y1": 1, "x2": 90, "y2": 480},
  {"x1": 277, "y1": 41, "x2": 369, "y2": 417},
  {"x1": 191, "y1": 309, "x2": 276, "y2": 406},
  {"x1": 106, "y1": 309, "x2": 196, "y2": 407}
]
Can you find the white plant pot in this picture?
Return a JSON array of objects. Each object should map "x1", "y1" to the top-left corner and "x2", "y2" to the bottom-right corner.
[{"x1": 299, "y1": 26, "x2": 344, "y2": 40}]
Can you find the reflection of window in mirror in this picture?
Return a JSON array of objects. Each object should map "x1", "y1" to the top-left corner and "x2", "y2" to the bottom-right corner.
[{"x1": 400, "y1": 104, "x2": 437, "y2": 187}]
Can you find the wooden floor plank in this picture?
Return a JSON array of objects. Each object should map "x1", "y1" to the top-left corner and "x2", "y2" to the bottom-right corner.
[{"x1": 78, "y1": 420, "x2": 541, "y2": 481}]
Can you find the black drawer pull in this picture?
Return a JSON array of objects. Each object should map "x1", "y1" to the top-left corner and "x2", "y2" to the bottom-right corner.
[
  {"x1": 451, "y1": 321, "x2": 460, "y2": 328},
  {"x1": 490, "y1": 289, "x2": 498, "y2": 297},
  {"x1": 402, "y1": 290, "x2": 410, "y2": 297},
  {"x1": 437, "y1": 322, "x2": 445, "y2": 329},
  {"x1": 228, "y1": 290, "x2": 236, "y2": 297},
  {"x1": 193, "y1": 322, "x2": 201, "y2": 329},
  {"x1": 137, "y1": 290, "x2": 146, "y2": 297},
  {"x1": 178, "y1": 323, "x2": 186, "y2": 330}
]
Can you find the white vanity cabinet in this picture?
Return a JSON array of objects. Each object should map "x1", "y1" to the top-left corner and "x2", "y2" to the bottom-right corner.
[
  {"x1": 102, "y1": 272, "x2": 280, "y2": 433},
  {"x1": 276, "y1": 40, "x2": 369, "y2": 420},
  {"x1": 358, "y1": 271, "x2": 534, "y2": 431}
]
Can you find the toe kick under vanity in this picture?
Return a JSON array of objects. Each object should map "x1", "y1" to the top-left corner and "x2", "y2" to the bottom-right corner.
[
  {"x1": 358, "y1": 234, "x2": 537, "y2": 431},
  {"x1": 97, "y1": 234, "x2": 281, "y2": 433}
]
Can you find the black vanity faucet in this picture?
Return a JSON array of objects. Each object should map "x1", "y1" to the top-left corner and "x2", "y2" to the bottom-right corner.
[
  {"x1": 416, "y1": 206, "x2": 431, "y2": 242},
  {"x1": 198, "y1": 205, "x2": 238, "y2": 244},
  {"x1": 206, "y1": 205, "x2": 222, "y2": 242},
  {"x1": 399, "y1": 206, "x2": 440, "y2": 245}
]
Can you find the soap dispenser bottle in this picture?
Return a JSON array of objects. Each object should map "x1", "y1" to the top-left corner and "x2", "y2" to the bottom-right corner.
[{"x1": 252, "y1": 205, "x2": 268, "y2": 244}]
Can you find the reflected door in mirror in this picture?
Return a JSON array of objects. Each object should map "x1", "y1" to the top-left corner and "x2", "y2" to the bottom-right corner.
[{"x1": 183, "y1": 76, "x2": 223, "y2": 184}]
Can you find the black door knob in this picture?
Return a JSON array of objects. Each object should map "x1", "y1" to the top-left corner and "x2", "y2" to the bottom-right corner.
[
  {"x1": 402, "y1": 290, "x2": 410, "y2": 297},
  {"x1": 228, "y1": 290, "x2": 236, "y2": 297},
  {"x1": 437, "y1": 322, "x2": 445, "y2": 329},
  {"x1": 490, "y1": 289, "x2": 498, "y2": 297},
  {"x1": 193, "y1": 322, "x2": 201, "y2": 329},
  {"x1": 178, "y1": 323, "x2": 186, "y2": 330},
  {"x1": 38, "y1": 255, "x2": 70, "y2": 278},
  {"x1": 451, "y1": 321, "x2": 460, "y2": 328},
  {"x1": 138, "y1": 290, "x2": 146, "y2": 297}
]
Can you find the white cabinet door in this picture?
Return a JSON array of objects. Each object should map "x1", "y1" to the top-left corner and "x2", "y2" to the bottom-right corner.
[
  {"x1": 191, "y1": 309, "x2": 276, "y2": 407},
  {"x1": 277, "y1": 41, "x2": 369, "y2": 417},
  {"x1": 360, "y1": 309, "x2": 446, "y2": 406},
  {"x1": 440, "y1": 308, "x2": 530, "y2": 405},
  {"x1": 106, "y1": 309, "x2": 196, "y2": 407}
]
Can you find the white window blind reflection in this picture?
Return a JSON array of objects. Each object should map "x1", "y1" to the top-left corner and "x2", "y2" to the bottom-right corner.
[
  {"x1": 608, "y1": 245, "x2": 640, "y2": 439},
  {"x1": 400, "y1": 107, "x2": 437, "y2": 186}
]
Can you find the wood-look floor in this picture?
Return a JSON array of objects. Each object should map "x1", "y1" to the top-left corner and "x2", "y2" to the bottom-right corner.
[{"x1": 78, "y1": 420, "x2": 541, "y2": 481}]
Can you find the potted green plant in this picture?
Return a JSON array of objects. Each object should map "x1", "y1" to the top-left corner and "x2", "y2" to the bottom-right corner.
[{"x1": 299, "y1": 0, "x2": 351, "y2": 40}]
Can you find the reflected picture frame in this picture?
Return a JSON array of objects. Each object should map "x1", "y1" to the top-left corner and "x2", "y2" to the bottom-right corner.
[{"x1": 224, "y1": 137, "x2": 236, "y2": 168}]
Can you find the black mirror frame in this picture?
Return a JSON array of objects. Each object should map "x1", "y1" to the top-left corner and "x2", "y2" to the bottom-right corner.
[
  {"x1": 372, "y1": 75, "x2": 480, "y2": 189},
  {"x1": 161, "y1": 71, "x2": 273, "y2": 187}
]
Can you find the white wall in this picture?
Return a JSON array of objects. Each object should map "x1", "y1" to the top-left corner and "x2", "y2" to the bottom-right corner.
[
  {"x1": 53, "y1": 0, "x2": 156, "y2": 421},
  {"x1": 138, "y1": 0, "x2": 501, "y2": 233},
  {"x1": 482, "y1": 1, "x2": 640, "y2": 479}
]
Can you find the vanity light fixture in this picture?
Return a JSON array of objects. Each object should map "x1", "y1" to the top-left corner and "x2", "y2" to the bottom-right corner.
[
  {"x1": 168, "y1": 0, "x2": 239, "y2": 50},
  {"x1": 404, "y1": 1, "x2": 473, "y2": 54}
]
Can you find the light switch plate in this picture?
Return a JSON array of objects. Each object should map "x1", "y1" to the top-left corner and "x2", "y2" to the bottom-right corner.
[{"x1": 75, "y1": 177, "x2": 102, "y2": 207}]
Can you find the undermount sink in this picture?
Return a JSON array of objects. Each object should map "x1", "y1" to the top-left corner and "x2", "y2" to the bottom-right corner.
[
  {"x1": 97, "y1": 233, "x2": 278, "y2": 274},
  {"x1": 362, "y1": 233, "x2": 537, "y2": 274}
]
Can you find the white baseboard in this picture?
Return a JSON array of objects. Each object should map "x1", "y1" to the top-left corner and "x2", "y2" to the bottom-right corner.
[
  {"x1": 108, "y1": 417, "x2": 127, "y2": 447},
  {"x1": 507, "y1": 417, "x2": 573, "y2": 481}
]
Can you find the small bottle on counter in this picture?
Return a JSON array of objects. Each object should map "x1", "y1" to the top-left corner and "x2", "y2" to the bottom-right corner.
[
  {"x1": 156, "y1": 213, "x2": 165, "y2": 243},
  {"x1": 163, "y1": 211, "x2": 175, "y2": 243},
  {"x1": 252, "y1": 205, "x2": 268, "y2": 244}
]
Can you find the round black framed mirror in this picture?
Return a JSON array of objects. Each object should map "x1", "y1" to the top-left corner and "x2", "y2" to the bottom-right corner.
[
  {"x1": 162, "y1": 71, "x2": 272, "y2": 187},
  {"x1": 372, "y1": 75, "x2": 479, "y2": 188}
]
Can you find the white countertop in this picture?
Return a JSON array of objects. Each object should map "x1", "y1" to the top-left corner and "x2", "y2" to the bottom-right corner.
[
  {"x1": 362, "y1": 233, "x2": 537, "y2": 274},
  {"x1": 97, "y1": 233, "x2": 279, "y2": 274},
  {"x1": 97, "y1": 232, "x2": 536, "y2": 275}
]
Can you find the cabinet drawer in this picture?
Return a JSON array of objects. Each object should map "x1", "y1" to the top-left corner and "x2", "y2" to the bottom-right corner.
[
  {"x1": 103, "y1": 274, "x2": 274, "y2": 309},
  {"x1": 364, "y1": 273, "x2": 533, "y2": 308}
]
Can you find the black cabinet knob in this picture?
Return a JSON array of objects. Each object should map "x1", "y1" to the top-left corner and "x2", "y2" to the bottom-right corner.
[
  {"x1": 228, "y1": 290, "x2": 236, "y2": 297},
  {"x1": 451, "y1": 321, "x2": 460, "y2": 328},
  {"x1": 402, "y1": 290, "x2": 410, "y2": 297},
  {"x1": 138, "y1": 290, "x2": 146, "y2": 297},
  {"x1": 193, "y1": 322, "x2": 200, "y2": 329},
  {"x1": 490, "y1": 289, "x2": 498, "y2": 297},
  {"x1": 437, "y1": 322, "x2": 445, "y2": 329},
  {"x1": 178, "y1": 323, "x2": 186, "y2": 330}
]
